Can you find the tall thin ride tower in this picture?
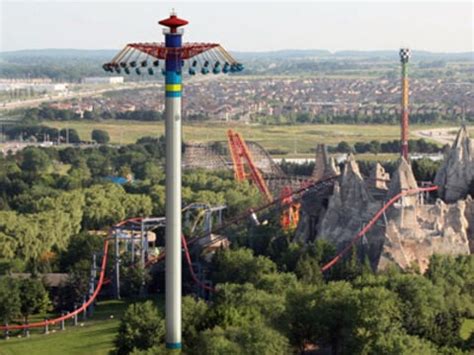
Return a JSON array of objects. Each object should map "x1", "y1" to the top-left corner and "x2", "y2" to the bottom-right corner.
[
  {"x1": 103, "y1": 11, "x2": 243, "y2": 349},
  {"x1": 399, "y1": 48, "x2": 411, "y2": 160}
]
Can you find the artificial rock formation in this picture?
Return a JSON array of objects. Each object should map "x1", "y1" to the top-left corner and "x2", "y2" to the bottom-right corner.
[
  {"x1": 312, "y1": 144, "x2": 340, "y2": 181},
  {"x1": 318, "y1": 155, "x2": 381, "y2": 246},
  {"x1": 314, "y1": 156, "x2": 471, "y2": 273},
  {"x1": 378, "y1": 198, "x2": 471, "y2": 273},
  {"x1": 370, "y1": 162, "x2": 390, "y2": 190},
  {"x1": 464, "y1": 196, "x2": 474, "y2": 253},
  {"x1": 434, "y1": 126, "x2": 474, "y2": 203},
  {"x1": 387, "y1": 157, "x2": 419, "y2": 208}
]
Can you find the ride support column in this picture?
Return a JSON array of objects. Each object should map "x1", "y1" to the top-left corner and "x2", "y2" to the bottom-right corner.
[{"x1": 164, "y1": 28, "x2": 183, "y2": 350}]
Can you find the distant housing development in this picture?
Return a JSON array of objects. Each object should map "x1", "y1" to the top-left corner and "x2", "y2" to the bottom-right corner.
[{"x1": 45, "y1": 76, "x2": 473, "y2": 122}]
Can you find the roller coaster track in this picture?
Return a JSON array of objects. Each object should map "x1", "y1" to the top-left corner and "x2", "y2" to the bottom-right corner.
[
  {"x1": 0, "y1": 240, "x2": 110, "y2": 331},
  {"x1": 320, "y1": 185, "x2": 438, "y2": 272},
  {"x1": 0, "y1": 178, "x2": 437, "y2": 331}
]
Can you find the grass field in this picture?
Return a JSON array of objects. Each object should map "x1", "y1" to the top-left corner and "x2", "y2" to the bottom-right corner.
[
  {"x1": 0, "y1": 297, "x2": 167, "y2": 355},
  {"x1": 0, "y1": 300, "x2": 125, "y2": 355},
  {"x1": 44, "y1": 120, "x2": 457, "y2": 157}
]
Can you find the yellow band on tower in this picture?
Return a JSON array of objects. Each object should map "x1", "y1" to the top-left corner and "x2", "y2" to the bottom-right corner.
[{"x1": 166, "y1": 84, "x2": 182, "y2": 92}]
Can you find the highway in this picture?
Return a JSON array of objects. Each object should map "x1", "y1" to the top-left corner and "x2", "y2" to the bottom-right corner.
[{"x1": 0, "y1": 82, "x2": 162, "y2": 111}]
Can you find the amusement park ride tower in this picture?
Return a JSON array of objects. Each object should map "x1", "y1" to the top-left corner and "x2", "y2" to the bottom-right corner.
[
  {"x1": 399, "y1": 48, "x2": 411, "y2": 160},
  {"x1": 103, "y1": 11, "x2": 243, "y2": 349}
]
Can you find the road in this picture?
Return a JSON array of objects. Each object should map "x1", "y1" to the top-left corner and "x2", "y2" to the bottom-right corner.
[{"x1": 0, "y1": 82, "x2": 162, "y2": 111}]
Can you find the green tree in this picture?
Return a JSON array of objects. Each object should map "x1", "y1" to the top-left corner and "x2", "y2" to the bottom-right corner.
[
  {"x1": 354, "y1": 286, "x2": 402, "y2": 352},
  {"x1": 211, "y1": 248, "x2": 277, "y2": 286},
  {"x1": 182, "y1": 296, "x2": 209, "y2": 349},
  {"x1": 115, "y1": 301, "x2": 165, "y2": 355},
  {"x1": 208, "y1": 283, "x2": 285, "y2": 329},
  {"x1": 196, "y1": 321, "x2": 290, "y2": 355},
  {"x1": 368, "y1": 331, "x2": 439, "y2": 355},
  {"x1": 120, "y1": 263, "x2": 150, "y2": 298},
  {"x1": 0, "y1": 277, "x2": 21, "y2": 323},
  {"x1": 312, "y1": 281, "x2": 360, "y2": 354},
  {"x1": 284, "y1": 283, "x2": 319, "y2": 350},
  {"x1": 60, "y1": 128, "x2": 80, "y2": 143},
  {"x1": 59, "y1": 232, "x2": 103, "y2": 272},
  {"x1": 92, "y1": 129, "x2": 110, "y2": 144},
  {"x1": 21, "y1": 147, "x2": 51, "y2": 175},
  {"x1": 387, "y1": 274, "x2": 461, "y2": 346},
  {"x1": 336, "y1": 141, "x2": 353, "y2": 153},
  {"x1": 19, "y1": 278, "x2": 50, "y2": 322}
]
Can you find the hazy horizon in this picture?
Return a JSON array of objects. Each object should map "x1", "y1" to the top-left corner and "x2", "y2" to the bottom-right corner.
[
  {"x1": 1, "y1": 47, "x2": 473, "y2": 55},
  {"x1": 1, "y1": 1, "x2": 473, "y2": 53}
]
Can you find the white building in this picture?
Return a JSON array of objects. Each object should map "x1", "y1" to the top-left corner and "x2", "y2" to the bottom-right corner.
[
  {"x1": 0, "y1": 81, "x2": 68, "y2": 93},
  {"x1": 82, "y1": 77, "x2": 124, "y2": 84}
]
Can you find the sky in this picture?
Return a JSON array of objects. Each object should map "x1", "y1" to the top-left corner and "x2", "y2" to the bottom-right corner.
[{"x1": 0, "y1": 1, "x2": 472, "y2": 53}]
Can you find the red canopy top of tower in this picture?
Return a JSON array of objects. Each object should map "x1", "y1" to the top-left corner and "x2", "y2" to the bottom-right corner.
[{"x1": 159, "y1": 13, "x2": 189, "y2": 29}]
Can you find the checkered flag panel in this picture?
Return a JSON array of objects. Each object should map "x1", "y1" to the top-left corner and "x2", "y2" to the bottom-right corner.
[{"x1": 399, "y1": 48, "x2": 411, "y2": 63}]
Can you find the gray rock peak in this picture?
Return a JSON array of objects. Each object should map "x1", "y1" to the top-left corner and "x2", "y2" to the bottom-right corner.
[
  {"x1": 434, "y1": 125, "x2": 474, "y2": 202},
  {"x1": 312, "y1": 144, "x2": 340, "y2": 181},
  {"x1": 370, "y1": 162, "x2": 390, "y2": 190},
  {"x1": 341, "y1": 154, "x2": 372, "y2": 205},
  {"x1": 388, "y1": 157, "x2": 418, "y2": 199}
]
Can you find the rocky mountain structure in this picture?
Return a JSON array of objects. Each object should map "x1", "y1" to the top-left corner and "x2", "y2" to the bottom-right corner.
[
  {"x1": 434, "y1": 125, "x2": 474, "y2": 202},
  {"x1": 318, "y1": 155, "x2": 382, "y2": 247},
  {"x1": 369, "y1": 162, "x2": 390, "y2": 190},
  {"x1": 312, "y1": 144, "x2": 340, "y2": 182},
  {"x1": 310, "y1": 151, "x2": 471, "y2": 273},
  {"x1": 465, "y1": 196, "x2": 474, "y2": 253}
]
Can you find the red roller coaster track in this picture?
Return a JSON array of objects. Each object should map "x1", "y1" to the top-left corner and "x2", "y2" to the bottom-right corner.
[
  {"x1": 0, "y1": 179, "x2": 437, "y2": 331},
  {"x1": 227, "y1": 129, "x2": 273, "y2": 202},
  {"x1": 320, "y1": 185, "x2": 438, "y2": 272},
  {"x1": 1, "y1": 240, "x2": 109, "y2": 331}
]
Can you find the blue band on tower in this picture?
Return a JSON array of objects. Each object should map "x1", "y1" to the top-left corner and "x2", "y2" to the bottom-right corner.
[
  {"x1": 165, "y1": 33, "x2": 182, "y2": 73},
  {"x1": 166, "y1": 71, "x2": 181, "y2": 84},
  {"x1": 165, "y1": 33, "x2": 182, "y2": 98},
  {"x1": 165, "y1": 71, "x2": 182, "y2": 98},
  {"x1": 166, "y1": 91, "x2": 181, "y2": 98},
  {"x1": 165, "y1": 34, "x2": 182, "y2": 48},
  {"x1": 166, "y1": 342, "x2": 182, "y2": 349}
]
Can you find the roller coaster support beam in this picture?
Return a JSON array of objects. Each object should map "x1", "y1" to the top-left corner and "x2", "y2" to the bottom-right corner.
[
  {"x1": 131, "y1": 231, "x2": 136, "y2": 264},
  {"x1": 23, "y1": 320, "x2": 29, "y2": 337},
  {"x1": 82, "y1": 298, "x2": 87, "y2": 321},
  {"x1": 88, "y1": 254, "x2": 97, "y2": 317},
  {"x1": 114, "y1": 231, "x2": 121, "y2": 299},
  {"x1": 141, "y1": 221, "x2": 146, "y2": 268},
  {"x1": 60, "y1": 312, "x2": 66, "y2": 331}
]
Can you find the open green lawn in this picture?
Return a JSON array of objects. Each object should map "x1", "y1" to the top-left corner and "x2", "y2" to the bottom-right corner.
[
  {"x1": 0, "y1": 300, "x2": 125, "y2": 355},
  {"x1": 0, "y1": 297, "x2": 166, "y2": 355},
  {"x1": 44, "y1": 120, "x2": 457, "y2": 157}
]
